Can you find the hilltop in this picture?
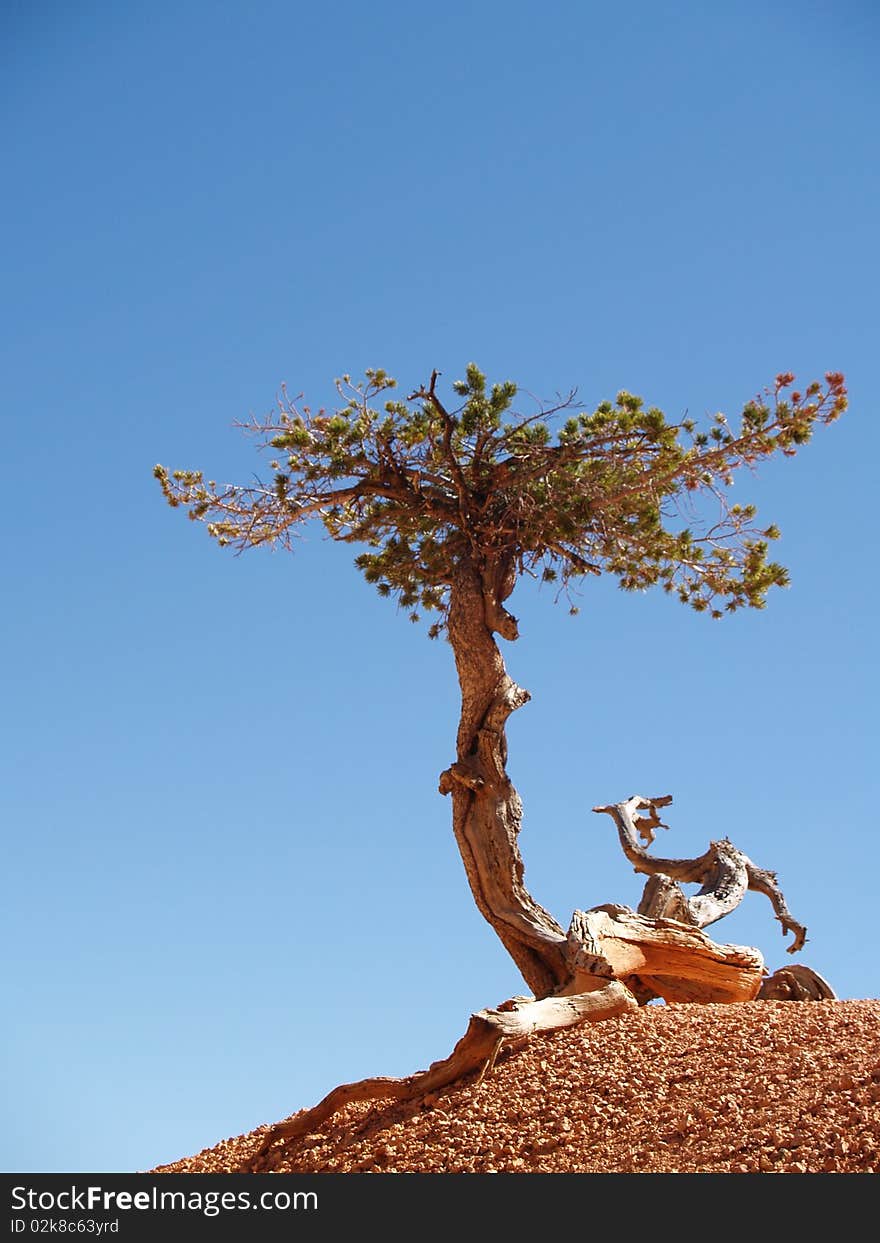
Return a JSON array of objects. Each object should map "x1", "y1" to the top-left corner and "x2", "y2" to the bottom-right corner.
[{"x1": 154, "y1": 998, "x2": 880, "y2": 1174}]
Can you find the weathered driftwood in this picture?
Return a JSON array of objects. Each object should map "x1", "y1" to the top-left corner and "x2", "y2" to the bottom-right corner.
[
  {"x1": 563, "y1": 904, "x2": 765, "y2": 1004},
  {"x1": 250, "y1": 981, "x2": 637, "y2": 1170}
]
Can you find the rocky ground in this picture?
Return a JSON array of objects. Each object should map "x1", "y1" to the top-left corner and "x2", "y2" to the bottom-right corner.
[{"x1": 154, "y1": 998, "x2": 880, "y2": 1174}]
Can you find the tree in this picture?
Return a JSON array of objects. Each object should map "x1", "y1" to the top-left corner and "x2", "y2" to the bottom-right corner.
[{"x1": 154, "y1": 364, "x2": 847, "y2": 1008}]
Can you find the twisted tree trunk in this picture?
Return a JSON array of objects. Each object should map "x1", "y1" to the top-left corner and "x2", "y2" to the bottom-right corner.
[
  {"x1": 437, "y1": 567, "x2": 774, "y2": 1006},
  {"x1": 251, "y1": 575, "x2": 824, "y2": 1167},
  {"x1": 436, "y1": 561, "x2": 830, "y2": 1014},
  {"x1": 439, "y1": 562, "x2": 568, "y2": 999},
  {"x1": 251, "y1": 981, "x2": 637, "y2": 1169}
]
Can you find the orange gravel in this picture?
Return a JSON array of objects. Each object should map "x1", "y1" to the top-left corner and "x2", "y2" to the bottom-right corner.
[{"x1": 154, "y1": 998, "x2": 880, "y2": 1174}]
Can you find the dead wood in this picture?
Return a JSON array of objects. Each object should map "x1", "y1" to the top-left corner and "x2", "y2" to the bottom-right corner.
[
  {"x1": 758, "y1": 964, "x2": 837, "y2": 1001},
  {"x1": 564, "y1": 904, "x2": 766, "y2": 1004},
  {"x1": 593, "y1": 794, "x2": 808, "y2": 952},
  {"x1": 249, "y1": 981, "x2": 637, "y2": 1170}
]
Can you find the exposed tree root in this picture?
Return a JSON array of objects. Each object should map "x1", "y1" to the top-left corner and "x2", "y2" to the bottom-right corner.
[
  {"x1": 247, "y1": 785, "x2": 834, "y2": 1172},
  {"x1": 758, "y1": 964, "x2": 837, "y2": 1001},
  {"x1": 248, "y1": 981, "x2": 637, "y2": 1171}
]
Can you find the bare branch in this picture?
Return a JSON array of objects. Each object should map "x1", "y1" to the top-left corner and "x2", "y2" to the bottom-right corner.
[
  {"x1": 594, "y1": 795, "x2": 810, "y2": 953},
  {"x1": 746, "y1": 863, "x2": 808, "y2": 954}
]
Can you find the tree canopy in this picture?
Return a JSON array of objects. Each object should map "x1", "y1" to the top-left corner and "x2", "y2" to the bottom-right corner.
[{"x1": 155, "y1": 365, "x2": 847, "y2": 635}]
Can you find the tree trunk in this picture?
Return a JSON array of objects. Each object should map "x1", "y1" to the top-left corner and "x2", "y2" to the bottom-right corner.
[
  {"x1": 438, "y1": 574, "x2": 815, "y2": 1009},
  {"x1": 440, "y1": 563, "x2": 568, "y2": 998}
]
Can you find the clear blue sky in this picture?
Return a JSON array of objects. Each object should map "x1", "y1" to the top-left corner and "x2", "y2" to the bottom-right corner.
[{"x1": 2, "y1": 1, "x2": 877, "y2": 1174}]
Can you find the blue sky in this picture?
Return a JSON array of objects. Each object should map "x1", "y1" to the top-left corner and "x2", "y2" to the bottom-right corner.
[{"x1": 2, "y1": 1, "x2": 877, "y2": 1173}]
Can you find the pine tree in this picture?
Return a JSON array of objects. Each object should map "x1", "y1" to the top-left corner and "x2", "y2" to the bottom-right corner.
[{"x1": 156, "y1": 364, "x2": 847, "y2": 998}]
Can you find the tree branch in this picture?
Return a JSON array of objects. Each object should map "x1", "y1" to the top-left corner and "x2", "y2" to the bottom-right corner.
[
  {"x1": 745, "y1": 863, "x2": 807, "y2": 954},
  {"x1": 593, "y1": 795, "x2": 809, "y2": 952}
]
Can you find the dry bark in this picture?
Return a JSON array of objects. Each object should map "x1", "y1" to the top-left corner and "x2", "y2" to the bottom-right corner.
[
  {"x1": 593, "y1": 794, "x2": 809, "y2": 951},
  {"x1": 251, "y1": 981, "x2": 636, "y2": 1169},
  {"x1": 563, "y1": 904, "x2": 765, "y2": 1004},
  {"x1": 439, "y1": 562, "x2": 569, "y2": 998},
  {"x1": 201, "y1": 617, "x2": 827, "y2": 1171},
  {"x1": 156, "y1": 1001, "x2": 880, "y2": 1176},
  {"x1": 592, "y1": 794, "x2": 835, "y2": 1002},
  {"x1": 758, "y1": 964, "x2": 837, "y2": 1001},
  {"x1": 439, "y1": 571, "x2": 809, "y2": 1007},
  {"x1": 252, "y1": 901, "x2": 773, "y2": 1170}
]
